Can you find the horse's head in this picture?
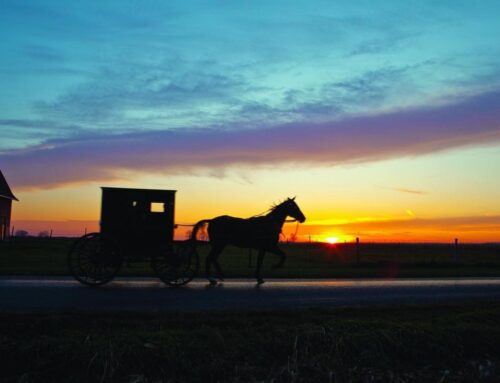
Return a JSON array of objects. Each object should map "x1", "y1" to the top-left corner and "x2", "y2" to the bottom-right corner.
[{"x1": 284, "y1": 197, "x2": 306, "y2": 223}]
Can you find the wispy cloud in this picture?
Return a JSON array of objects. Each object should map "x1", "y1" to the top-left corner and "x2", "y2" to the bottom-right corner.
[
  {"x1": 380, "y1": 186, "x2": 427, "y2": 195},
  {"x1": 0, "y1": 119, "x2": 86, "y2": 150},
  {"x1": 33, "y1": 60, "x2": 250, "y2": 125},
  {"x1": 2, "y1": 1, "x2": 500, "y2": 193},
  {"x1": 2, "y1": 89, "x2": 500, "y2": 189}
]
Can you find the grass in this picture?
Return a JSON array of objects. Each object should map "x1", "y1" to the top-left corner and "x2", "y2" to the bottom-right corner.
[
  {"x1": 2, "y1": 238, "x2": 500, "y2": 381},
  {"x1": 1, "y1": 303, "x2": 500, "y2": 382},
  {"x1": 1, "y1": 237, "x2": 500, "y2": 278}
]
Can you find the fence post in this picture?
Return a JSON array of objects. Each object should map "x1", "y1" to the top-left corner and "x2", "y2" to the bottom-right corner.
[
  {"x1": 356, "y1": 237, "x2": 360, "y2": 264},
  {"x1": 248, "y1": 248, "x2": 253, "y2": 268},
  {"x1": 454, "y1": 238, "x2": 459, "y2": 263}
]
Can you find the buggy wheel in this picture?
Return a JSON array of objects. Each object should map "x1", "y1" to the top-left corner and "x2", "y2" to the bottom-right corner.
[
  {"x1": 67, "y1": 233, "x2": 122, "y2": 286},
  {"x1": 152, "y1": 241, "x2": 199, "y2": 286}
]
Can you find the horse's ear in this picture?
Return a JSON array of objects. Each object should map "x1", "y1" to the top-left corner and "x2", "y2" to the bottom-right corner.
[{"x1": 291, "y1": 196, "x2": 296, "y2": 201}]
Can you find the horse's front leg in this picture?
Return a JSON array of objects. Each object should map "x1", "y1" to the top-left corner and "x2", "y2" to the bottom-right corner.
[
  {"x1": 269, "y1": 246, "x2": 286, "y2": 269},
  {"x1": 255, "y1": 248, "x2": 266, "y2": 284}
]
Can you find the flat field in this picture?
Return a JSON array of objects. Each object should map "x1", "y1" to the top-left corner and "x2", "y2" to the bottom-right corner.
[
  {"x1": 1, "y1": 237, "x2": 500, "y2": 278},
  {"x1": 1, "y1": 303, "x2": 499, "y2": 382}
]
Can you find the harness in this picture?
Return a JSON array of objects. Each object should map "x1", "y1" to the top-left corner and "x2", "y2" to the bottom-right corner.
[{"x1": 243, "y1": 203, "x2": 303, "y2": 243}]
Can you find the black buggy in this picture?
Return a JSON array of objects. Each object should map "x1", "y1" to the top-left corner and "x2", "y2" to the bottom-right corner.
[{"x1": 67, "y1": 187, "x2": 198, "y2": 286}]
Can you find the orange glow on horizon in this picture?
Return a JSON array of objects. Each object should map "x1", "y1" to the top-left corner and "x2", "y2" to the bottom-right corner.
[
  {"x1": 8, "y1": 173, "x2": 500, "y2": 243},
  {"x1": 10, "y1": 216, "x2": 500, "y2": 243}
]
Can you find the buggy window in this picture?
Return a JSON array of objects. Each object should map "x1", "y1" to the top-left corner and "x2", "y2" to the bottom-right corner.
[{"x1": 150, "y1": 202, "x2": 164, "y2": 213}]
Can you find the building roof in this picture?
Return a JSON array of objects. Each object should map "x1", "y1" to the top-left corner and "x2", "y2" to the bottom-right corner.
[{"x1": 0, "y1": 170, "x2": 18, "y2": 201}]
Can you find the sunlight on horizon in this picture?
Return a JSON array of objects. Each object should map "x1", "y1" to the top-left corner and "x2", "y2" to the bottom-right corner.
[
  {"x1": 325, "y1": 236, "x2": 339, "y2": 244},
  {"x1": 10, "y1": 154, "x2": 500, "y2": 243}
]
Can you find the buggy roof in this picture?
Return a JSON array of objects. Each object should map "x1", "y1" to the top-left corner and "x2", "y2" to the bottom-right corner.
[
  {"x1": 101, "y1": 187, "x2": 176, "y2": 200},
  {"x1": 101, "y1": 186, "x2": 176, "y2": 192}
]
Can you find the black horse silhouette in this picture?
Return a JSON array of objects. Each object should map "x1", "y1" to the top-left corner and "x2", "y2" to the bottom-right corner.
[{"x1": 190, "y1": 198, "x2": 306, "y2": 284}]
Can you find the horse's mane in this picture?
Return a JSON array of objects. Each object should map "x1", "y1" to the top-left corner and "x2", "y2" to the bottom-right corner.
[{"x1": 248, "y1": 199, "x2": 289, "y2": 219}]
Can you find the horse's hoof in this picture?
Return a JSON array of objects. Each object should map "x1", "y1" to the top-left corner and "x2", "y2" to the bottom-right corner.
[
  {"x1": 208, "y1": 279, "x2": 218, "y2": 286},
  {"x1": 257, "y1": 278, "x2": 265, "y2": 285},
  {"x1": 218, "y1": 277, "x2": 225, "y2": 282}
]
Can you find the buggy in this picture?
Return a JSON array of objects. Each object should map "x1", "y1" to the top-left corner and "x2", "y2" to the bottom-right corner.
[{"x1": 67, "y1": 187, "x2": 198, "y2": 286}]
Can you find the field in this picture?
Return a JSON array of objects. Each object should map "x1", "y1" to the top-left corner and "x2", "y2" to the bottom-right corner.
[
  {"x1": 1, "y1": 303, "x2": 500, "y2": 382},
  {"x1": 1, "y1": 237, "x2": 500, "y2": 278},
  {"x1": 2, "y1": 238, "x2": 500, "y2": 382}
]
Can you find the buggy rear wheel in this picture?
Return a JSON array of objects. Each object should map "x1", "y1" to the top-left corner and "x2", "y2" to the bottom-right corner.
[
  {"x1": 67, "y1": 233, "x2": 122, "y2": 286},
  {"x1": 152, "y1": 241, "x2": 199, "y2": 286}
]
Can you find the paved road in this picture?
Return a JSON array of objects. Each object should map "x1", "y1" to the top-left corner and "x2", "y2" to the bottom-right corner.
[{"x1": 1, "y1": 277, "x2": 500, "y2": 311}]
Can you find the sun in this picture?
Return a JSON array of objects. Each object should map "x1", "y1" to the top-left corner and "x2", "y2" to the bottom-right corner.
[{"x1": 325, "y1": 236, "x2": 339, "y2": 244}]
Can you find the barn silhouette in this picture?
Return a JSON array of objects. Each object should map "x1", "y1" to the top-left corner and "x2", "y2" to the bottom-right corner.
[{"x1": 0, "y1": 170, "x2": 18, "y2": 240}]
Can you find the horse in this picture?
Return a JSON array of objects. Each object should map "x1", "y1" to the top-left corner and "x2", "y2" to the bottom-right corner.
[{"x1": 190, "y1": 197, "x2": 306, "y2": 285}]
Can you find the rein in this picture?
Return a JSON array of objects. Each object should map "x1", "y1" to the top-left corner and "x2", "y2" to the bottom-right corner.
[
  {"x1": 291, "y1": 220, "x2": 300, "y2": 238},
  {"x1": 279, "y1": 220, "x2": 301, "y2": 241}
]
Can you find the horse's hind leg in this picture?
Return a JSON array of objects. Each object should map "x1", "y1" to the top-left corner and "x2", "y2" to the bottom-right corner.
[
  {"x1": 206, "y1": 244, "x2": 224, "y2": 285},
  {"x1": 255, "y1": 249, "x2": 266, "y2": 284},
  {"x1": 212, "y1": 252, "x2": 225, "y2": 281}
]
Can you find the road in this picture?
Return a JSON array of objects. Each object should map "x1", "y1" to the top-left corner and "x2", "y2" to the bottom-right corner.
[{"x1": 1, "y1": 277, "x2": 500, "y2": 311}]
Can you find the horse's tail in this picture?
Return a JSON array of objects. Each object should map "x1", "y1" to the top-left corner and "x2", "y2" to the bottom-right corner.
[{"x1": 190, "y1": 219, "x2": 211, "y2": 242}]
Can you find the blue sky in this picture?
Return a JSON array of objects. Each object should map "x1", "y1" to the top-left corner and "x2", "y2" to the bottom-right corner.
[
  {"x1": 2, "y1": 1, "x2": 499, "y2": 157},
  {"x1": 2, "y1": 0, "x2": 500, "y2": 240}
]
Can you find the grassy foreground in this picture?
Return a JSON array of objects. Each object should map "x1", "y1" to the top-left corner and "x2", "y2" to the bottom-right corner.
[
  {"x1": 1, "y1": 303, "x2": 500, "y2": 382},
  {"x1": 1, "y1": 237, "x2": 500, "y2": 278}
]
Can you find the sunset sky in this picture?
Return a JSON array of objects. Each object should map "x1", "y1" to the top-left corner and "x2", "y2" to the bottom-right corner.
[{"x1": 1, "y1": 0, "x2": 500, "y2": 242}]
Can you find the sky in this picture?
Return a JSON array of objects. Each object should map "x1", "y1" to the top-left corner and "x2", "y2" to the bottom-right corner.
[{"x1": 1, "y1": 0, "x2": 500, "y2": 242}]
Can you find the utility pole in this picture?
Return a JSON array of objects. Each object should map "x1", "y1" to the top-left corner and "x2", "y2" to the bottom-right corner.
[{"x1": 356, "y1": 237, "x2": 360, "y2": 264}]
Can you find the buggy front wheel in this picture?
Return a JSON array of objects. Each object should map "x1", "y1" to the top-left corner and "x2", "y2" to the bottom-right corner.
[
  {"x1": 152, "y1": 241, "x2": 199, "y2": 286},
  {"x1": 67, "y1": 233, "x2": 122, "y2": 286}
]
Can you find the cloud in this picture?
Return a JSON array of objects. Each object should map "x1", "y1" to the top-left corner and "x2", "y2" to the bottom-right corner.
[
  {"x1": 2, "y1": 89, "x2": 500, "y2": 189},
  {"x1": 340, "y1": 215, "x2": 500, "y2": 231},
  {"x1": 22, "y1": 44, "x2": 64, "y2": 62},
  {"x1": 33, "y1": 60, "x2": 249, "y2": 124},
  {"x1": 0, "y1": 119, "x2": 87, "y2": 150},
  {"x1": 380, "y1": 186, "x2": 427, "y2": 195},
  {"x1": 0, "y1": 119, "x2": 80, "y2": 131},
  {"x1": 347, "y1": 32, "x2": 414, "y2": 57},
  {"x1": 27, "y1": 44, "x2": 437, "y2": 131}
]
